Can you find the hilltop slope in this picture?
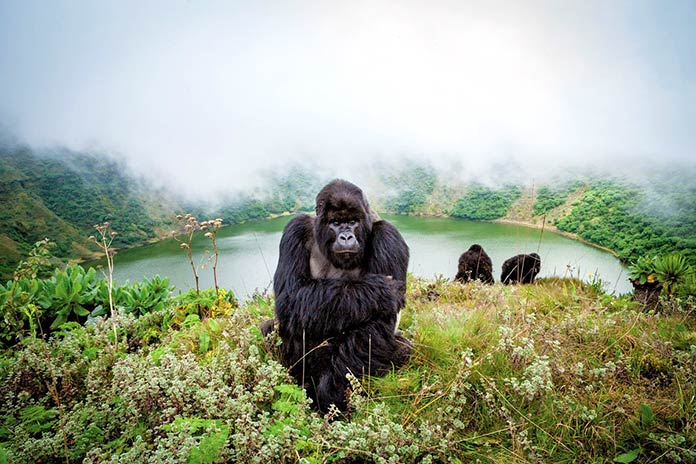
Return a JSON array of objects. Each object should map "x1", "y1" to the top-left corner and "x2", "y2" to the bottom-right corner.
[
  {"x1": 1, "y1": 277, "x2": 694, "y2": 462},
  {"x1": 0, "y1": 146, "x2": 179, "y2": 278}
]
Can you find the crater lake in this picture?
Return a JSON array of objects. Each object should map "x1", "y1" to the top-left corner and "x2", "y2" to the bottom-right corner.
[{"x1": 96, "y1": 215, "x2": 631, "y2": 298}]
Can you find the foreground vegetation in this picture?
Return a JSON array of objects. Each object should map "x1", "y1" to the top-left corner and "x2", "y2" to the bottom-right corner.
[{"x1": 1, "y1": 270, "x2": 695, "y2": 463}]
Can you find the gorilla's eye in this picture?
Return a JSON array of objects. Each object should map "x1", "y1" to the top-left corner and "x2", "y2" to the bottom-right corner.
[
  {"x1": 349, "y1": 220, "x2": 358, "y2": 226},
  {"x1": 330, "y1": 219, "x2": 340, "y2": 226}
]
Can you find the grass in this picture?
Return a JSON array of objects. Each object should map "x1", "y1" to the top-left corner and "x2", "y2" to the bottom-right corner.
[{"x1": 1, "y1": 277, "x2": 695, "y2": 463}]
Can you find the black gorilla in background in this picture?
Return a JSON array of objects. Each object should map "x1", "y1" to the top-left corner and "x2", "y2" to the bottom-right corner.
[
  {"x1": 501, "y1": 253, "x2": 541, "y2": 284},
  {"x1": 454, "y1": 244, "x2": 494, "y2": 284},
  {"x1": 273, "y1": 179, "x2": 411, "y2": 414}
]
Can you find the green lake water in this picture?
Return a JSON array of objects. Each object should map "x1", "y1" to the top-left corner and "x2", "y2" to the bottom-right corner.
[{"x1": 101, "y1": 215, "x2": 631, "y2": 298}]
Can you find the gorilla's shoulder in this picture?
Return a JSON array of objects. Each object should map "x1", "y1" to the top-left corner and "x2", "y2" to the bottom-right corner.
[
  {"x1": 281, "y1": 214, "x2": 314, "y2": 243},
  {"x1": 372, "y1": 219, "x2": 406, "y2": 243},
  {"x1": 285, "y1": 213, "x2": 313, "y2": 227}
]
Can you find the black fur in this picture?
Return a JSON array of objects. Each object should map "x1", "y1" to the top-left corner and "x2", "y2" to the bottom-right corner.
[
  {"x1": 273, "y1": 179, "x2": 411, "y2": 414},
  {"x1": 454, "y1": 244, "x2": 494, "y2": 284},
  {"x1": 501, "y1": 253, "x2": 541, "y2": 284}
]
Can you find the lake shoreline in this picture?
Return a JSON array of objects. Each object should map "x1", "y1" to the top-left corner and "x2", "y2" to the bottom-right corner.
[
  {"x1": 487, "y1": 218, "x2": 622, "y2": 260},
  {"x1": 399, "y1": 212, "x2": 622, "y2": 260}
]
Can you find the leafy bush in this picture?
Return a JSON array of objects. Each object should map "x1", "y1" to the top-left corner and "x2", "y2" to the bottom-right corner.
[
  {"x1": 654, "y1": 254, "x2": 692, "y2": 297},
  {"x1": 628, "y1": 256, "x2": 659, "y2": 285},
  {"x1": 0, "y1": 265, "x2": 177, "y2": 344}
]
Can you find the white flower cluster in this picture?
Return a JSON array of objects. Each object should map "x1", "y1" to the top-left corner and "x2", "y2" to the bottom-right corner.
[{"x1": 504, "y1": 356, "x2": 554, "y2": 401}]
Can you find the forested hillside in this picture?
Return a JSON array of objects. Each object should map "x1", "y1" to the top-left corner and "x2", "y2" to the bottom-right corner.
[
  {"x1": 2, "y1": 148, "x2": 695, "y2": 280},
  {"x1": 379, "y1": 166, "x2": 696, "y2": 268},
  {"x1": 0, "y1": 146, "x2": 324, "y2": 280},
  {"x1": 0, "y1": 146, "x2": 171, "y2": 279}
]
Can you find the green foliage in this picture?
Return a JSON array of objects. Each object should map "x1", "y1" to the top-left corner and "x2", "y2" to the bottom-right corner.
[
  {"x1": 0, "y1": 265, "x2": 177, "y2": 344},
  {"x1": 654, "y1": 254, "x2": 692, "y2": 296},
  {"x1": 555, "y1": 180, "x2": 696, "y2": 267},
  {"x1": 19, "y1": 405, "x2": 58, "y2": 436},
  {"x1": 164, "y1": 418, "x2": 230, "y2": 464},
  {"x1": 0, "y1": 278, "x2": 46, "y2": 344},
  {"x1": 215, "y1": 167, "x2": 324, "y2": 224},
  {"x1": 92, "y1": 275, "x2": 174, "y2": 318},
  {"x1": 614, "y1": 448, "x2": 641, "y2": 463},
  {"x1": 172, "y1": 287, "x2": 238, "y2": 322},
  {"x1": 1, "y1": 278, "x2": 694, "y2": 463},
  {"x1": 48, "y1": 265, "x2": 97, "y2": 328},
  {"x1": 627, "y1": 256, "x2": 658, "y2": 285},
  {"x1": 450, "y1": 184, "x2": 522, "y2": 220},
  {"x1": 533, "y1": 183, "x2": 580, "y2": 216},
  {"x1": 13, "y1": 238, "x2": 56, "y2": 280}
]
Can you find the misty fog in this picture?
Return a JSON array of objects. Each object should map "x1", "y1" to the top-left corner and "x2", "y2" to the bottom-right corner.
[{"x1": 1, "y1": 1, "x2": 695, "y2": 200}]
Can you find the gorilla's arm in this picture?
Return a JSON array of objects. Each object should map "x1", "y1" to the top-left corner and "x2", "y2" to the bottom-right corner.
[
  {"x1": 366, "y1": 219, "x2": 409, "y2": 306},
  {"x1": 273, "y1": 215, "x2": 400, "y2": 340}
]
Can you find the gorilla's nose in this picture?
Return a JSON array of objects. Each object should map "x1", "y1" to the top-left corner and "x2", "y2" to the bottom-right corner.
[{"x1": 338, "y1": 232, "x2": 356, "y2": 247}]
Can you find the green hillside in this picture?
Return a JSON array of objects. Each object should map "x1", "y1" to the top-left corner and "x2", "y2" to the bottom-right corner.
[
  {"x1": 2, "y1": 149, "x2": 695, "y2": 282},
  {"x1": 0, "y1": 148, "x2": 327, "y2": 280},
  {"x1": 0, "y1": 146, "x2": 173, "y2": 279},
  {"x1": 378, "y1": 166, "x2": 696, "y2": 268}
]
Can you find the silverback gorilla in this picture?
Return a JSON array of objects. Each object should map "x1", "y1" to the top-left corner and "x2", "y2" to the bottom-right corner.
[
  {"x1": 273, "y1": 179, "x2": 412, "y2": 414},
  {"x1": 454, "y1": 244, "x2": 494, "y2": 284},
  {"x1": 501, "y1": 253, "x2": 541, "y2": 284}
]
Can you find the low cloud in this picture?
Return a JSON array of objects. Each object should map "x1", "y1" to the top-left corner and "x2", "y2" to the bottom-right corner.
[{"x1": 1, "y1": 1, "x2": 694, "y2": 199}]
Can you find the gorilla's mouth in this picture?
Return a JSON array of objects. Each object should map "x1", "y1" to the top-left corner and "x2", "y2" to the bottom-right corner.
[{"x1": 335, "y1": 250, "x2": 359, "y2": 254}]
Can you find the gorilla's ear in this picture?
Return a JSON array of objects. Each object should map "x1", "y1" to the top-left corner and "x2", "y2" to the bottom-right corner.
[{"x1": 315, "y1": 199, "x2": 326, "y2": 217}]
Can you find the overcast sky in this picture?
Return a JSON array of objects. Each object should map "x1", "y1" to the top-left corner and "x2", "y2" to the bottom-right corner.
[{"x1": 1, "y1": 0, "x2": 694, "y2": 197}]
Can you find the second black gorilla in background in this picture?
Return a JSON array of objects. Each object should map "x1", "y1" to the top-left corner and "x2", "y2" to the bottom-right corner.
[
  {"x1": 501, "y1": 253, "x2": 542, "y2": 284},
  {"x1": 454, "y1": 244, "x2": 494, "y2": 284},
  {"x1": 273, "y1": 179, "x2": 411, "y2": 414}
]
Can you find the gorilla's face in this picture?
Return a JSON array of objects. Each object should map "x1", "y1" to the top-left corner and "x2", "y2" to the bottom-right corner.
[
  {"x1": 317, "y1": 208, "x2": 367, "y2": 269},
  {"x1": 315, "y1": 180, "x2": 372, "y2": 270},
  {"x1": 324, "y1": 211, "x2": 365, "y2": 269}
]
